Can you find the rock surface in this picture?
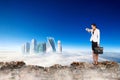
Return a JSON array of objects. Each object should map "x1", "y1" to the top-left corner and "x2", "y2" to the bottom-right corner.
[{"x1": 0, "y1": 61, "x2": 120, "y2": 80}]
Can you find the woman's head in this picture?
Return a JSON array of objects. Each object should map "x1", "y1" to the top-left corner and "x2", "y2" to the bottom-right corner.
[{"x1": 91, "y1": 24, "x2": 97, "y2": 30}]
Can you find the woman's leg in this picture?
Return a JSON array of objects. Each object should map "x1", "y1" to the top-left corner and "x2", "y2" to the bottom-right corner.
[
  {"x1": 94, "y1": 54, "x2": 99, "y2": 64},
  {"x1": 92, "y1": 51, "x2": 96, "y2": 64},
  {"x1": 96, "y1": 54, "x2": 99, "y2": 64}
]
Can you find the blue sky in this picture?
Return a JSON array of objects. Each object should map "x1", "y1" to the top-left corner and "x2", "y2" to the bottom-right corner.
[{"x1": 0, "y1": 0, "x2": 120, "y2": 51}]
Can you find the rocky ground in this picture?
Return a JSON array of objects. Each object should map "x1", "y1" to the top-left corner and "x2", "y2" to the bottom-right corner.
[{"x1": 0, "y1": 61, "x2": 120, "y2": 80}]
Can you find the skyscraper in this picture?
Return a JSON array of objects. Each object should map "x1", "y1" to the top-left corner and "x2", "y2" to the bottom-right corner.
[
  {"x1": 42, "y1": 42, "x2": 46, "y2": 52},
  {"x1": 25, "y1": 42, "x2": 30, "y2": 53},
  {"x1": 30, "y1": 39, "x2": 37, "y2": 54},
  {"x1": 21, "y1": 44, "x2": 25, "y2": 53},
  {"x1": 58, "y1": 40, "x2": 62, "y2": 53},
  {"x1": 37, "y1": 42, "x2": 46, "y2": 53},
  {"x1": 47, "y1": 37, "x2": 56, "y2": 52}
]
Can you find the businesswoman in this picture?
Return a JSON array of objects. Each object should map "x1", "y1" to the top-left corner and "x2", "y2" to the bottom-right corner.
[{"x1": 86, "y1": 24, "x2": 100, "y2": 65}]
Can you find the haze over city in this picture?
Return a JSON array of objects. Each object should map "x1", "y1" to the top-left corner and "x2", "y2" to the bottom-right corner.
[{"x1": 0, "y1": 0, "x2": 120, "y2": 52}]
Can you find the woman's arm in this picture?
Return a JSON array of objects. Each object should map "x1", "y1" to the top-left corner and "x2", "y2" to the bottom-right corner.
[
  {"x1": 86, "y1": 28, "x2": 92, "y2": 32},
  {"x1": 97, "y1": 29, "x2": 100, "y2": 46}
]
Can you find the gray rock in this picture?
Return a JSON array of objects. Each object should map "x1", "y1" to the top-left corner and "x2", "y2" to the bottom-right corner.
[{"x1": 0, "y1": 61, "x2": 120, "y2": 80}]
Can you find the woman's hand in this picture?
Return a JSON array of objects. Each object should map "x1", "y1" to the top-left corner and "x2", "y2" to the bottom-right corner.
[{"x1": 97, "y1": 44, "x2": 100, "y2": 47}]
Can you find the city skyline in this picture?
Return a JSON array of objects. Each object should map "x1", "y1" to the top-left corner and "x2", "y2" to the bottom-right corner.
[
  {"x1": 22, "y1": 37, "x2": 62, "y2": 53},
  {"x1": 0, "y1": 0, "x2": 120, "y2": 52}
]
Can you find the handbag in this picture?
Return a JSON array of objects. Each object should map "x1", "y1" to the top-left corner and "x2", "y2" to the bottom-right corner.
[{"x1": 94, "y1": 47, "x2": 103, "y2": 54}]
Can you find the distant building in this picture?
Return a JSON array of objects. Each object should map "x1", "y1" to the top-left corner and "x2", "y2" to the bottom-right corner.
[
  {"x1": 47, "y1": 37, "x2": 56, "y2": 52},
  {"x1": 30, "y1": 39, "x2": 37, "y2": 54},
  {"x1": 58, "y1": 40, "x2": 62, "y2": 53},
  {"x1": 25, "y1": 42, "x2": 30, "y2": 53},
  {"x1": 37, "y1": 42, "x2": 46, "y2": 53},
  {"x1": 21, "y1": 44, "x2": 25, "y2": 53}
]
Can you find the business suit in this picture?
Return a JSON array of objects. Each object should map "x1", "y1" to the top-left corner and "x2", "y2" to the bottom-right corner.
[{"x1": 90, "y1": 28, "x2": 100, "y2": 53}]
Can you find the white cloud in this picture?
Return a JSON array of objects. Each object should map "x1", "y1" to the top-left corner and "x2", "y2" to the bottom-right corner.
[{"x1": 0, "y1": 51, "x2": 108, "y2": 67}]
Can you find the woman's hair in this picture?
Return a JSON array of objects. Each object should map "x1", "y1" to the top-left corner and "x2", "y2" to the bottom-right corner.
[{"x1": 91, "y1": 23, "x2": 97, "y2": 27}]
